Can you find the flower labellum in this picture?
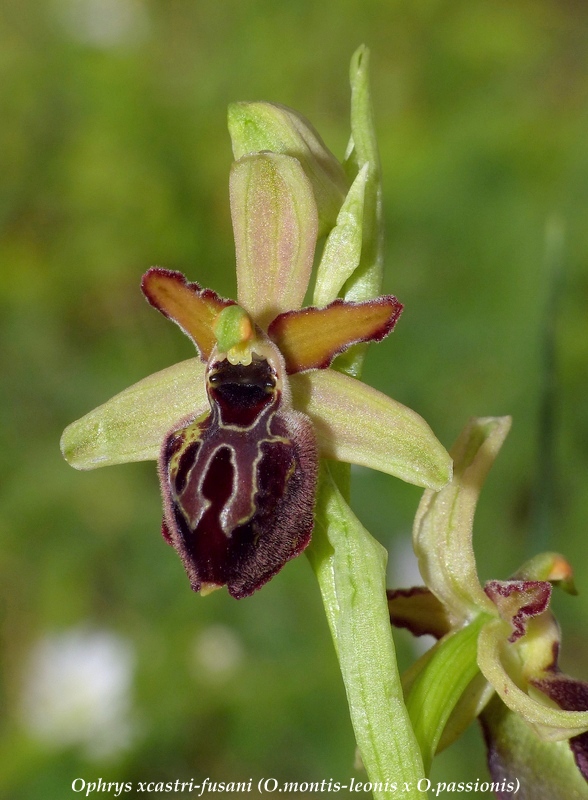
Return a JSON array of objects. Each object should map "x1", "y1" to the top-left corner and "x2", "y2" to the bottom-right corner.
[{"x1": 142, "y1": 270, "x2": 318, "y2": 599}]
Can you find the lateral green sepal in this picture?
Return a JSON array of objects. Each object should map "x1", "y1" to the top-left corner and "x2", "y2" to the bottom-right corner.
[
  {"x1": 313, "y1": 163, "x2": 368, "y2": 307},
  {"x1": 290, "y1": 369, "x2": 453, "y2": 490},
  {"x1": 60, "y1": 358, "x2": 207, "y2": 469}
]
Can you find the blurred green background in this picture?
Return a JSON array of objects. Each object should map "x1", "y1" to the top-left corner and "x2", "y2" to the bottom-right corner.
[{"x1": 2, "y1": 1, "x2": 588, "y2": 798}]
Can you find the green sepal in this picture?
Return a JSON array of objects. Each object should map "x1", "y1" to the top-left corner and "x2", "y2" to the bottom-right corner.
[
  {"x1": 477, "y1": 619, "x2": 588, "y2": 740},
  {"x1": 60, "y1": 358, "x2": 207, "y2": 469},
  {"x1": 228, "y1": 101, "x2": 347, "y2": 237},
  {"x1": 413, "y1": 417, "x2": 511, "y2": 625},
  {"x1": 290, "y1": 368, "x2": 453, "y2": 490}
]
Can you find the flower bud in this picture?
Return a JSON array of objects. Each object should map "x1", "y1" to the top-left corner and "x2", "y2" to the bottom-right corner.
[{"x1": 228, "y1": 101, "x2": 348, "y2": 236}]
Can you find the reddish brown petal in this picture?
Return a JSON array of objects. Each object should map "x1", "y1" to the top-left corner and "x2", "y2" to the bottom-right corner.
[
  {"x1": 484, "y1": 580, "x2": 552, "y2": 643},
  {"x1": 142, "y1": 268, "x2": 235, "y2": 360},
  {"x1": 387, "y1": 586, "x2": 452, "y2": 640},
  {"x1": 267, "y1": 295, "x2": 402, "y2": 374}
]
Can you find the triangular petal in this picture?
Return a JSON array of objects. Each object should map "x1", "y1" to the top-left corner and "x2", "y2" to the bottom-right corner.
[
  {"x1": 142, "y1": 268, "x2": 234, "y2": 360},
  {"x1": 477, "y1": 620, "x2": 588, "y2": 740},
  {"x1": 61, "y1": 359, "x2": 207, "y2": 469},
  {"x1": 230, "y1": 152, "x2": 318, "y2": 328},
  {"x1": 485, "y1": 580, "x2": 552, "y2": 644},
  {"x1": 268, "y1": 295, "x2": 402, "y2": 374},
  {"x1": 413, "y1": 417, "x2": 511, "y2": 625},
  {"x1": 289, "y1": 369, "x2": 452, "y2": 489}
]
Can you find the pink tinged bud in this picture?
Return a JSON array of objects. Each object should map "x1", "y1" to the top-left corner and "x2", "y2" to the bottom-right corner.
[
  {"x1": 228, "y1": 101, "x2": 348, "y2": 237},
  {"x1": 513, "y1": 552, "x2": 577, "y2": 595}
]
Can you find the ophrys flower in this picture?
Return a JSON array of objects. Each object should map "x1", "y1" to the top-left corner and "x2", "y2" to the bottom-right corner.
[
  {"x1": 61, "y1": 101, "x2": 451, "y2": 599},
  {"x1": 388, "y1": 417, "x2": 588, "y2": 795}
]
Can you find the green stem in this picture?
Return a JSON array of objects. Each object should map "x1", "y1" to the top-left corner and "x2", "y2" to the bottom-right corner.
[
  {"x1": 306, "y1": 45, "x2": 428, "y2": 799},
  {"x1": 307, "y1": 464, "x2": 428, "y2": 800}
]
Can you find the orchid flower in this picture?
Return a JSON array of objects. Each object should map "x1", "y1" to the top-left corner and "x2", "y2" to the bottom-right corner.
[
  {"x1": 388, "y1": 416, "x2": 588, "y2": 797},
  {"x1": 60, "y1": 123, "x2": 450, "y2": 601},
  {"x1": 60, "y1": 47, "x2": 453, "y2": 798}
]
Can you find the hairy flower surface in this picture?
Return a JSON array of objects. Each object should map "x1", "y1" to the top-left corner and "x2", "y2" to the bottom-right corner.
[
  {"x1": 61, "y1": 100, "x2": 452, "y2": 599},
  {"x1": 388, "y1": 417, "x2": 588, "y2": 796}
]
